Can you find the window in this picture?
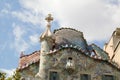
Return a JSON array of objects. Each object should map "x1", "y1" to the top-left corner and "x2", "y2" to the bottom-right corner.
[
  {"x1": 49, "y1": 71, "x2": 59, "y2": 80},
  {"x1": 80, "y1": 74, "x2": 91, "y2": 80},
  {"x1": 68, "y1": 57, "x2": 73, "y2": 66},
  {"x1": 102, "y1": 75, "x2": 115, "y2": 80},
  {"x1": 68, "y1": 57, "x2": 72, "y2": 60},
  {"x1": 66, "y1": 57, "x2": 74, "y2": 67}
]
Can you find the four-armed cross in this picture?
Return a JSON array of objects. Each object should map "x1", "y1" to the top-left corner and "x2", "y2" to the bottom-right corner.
[{"x1": 45, "y1": 14, "x2": 53, "y2": 23}]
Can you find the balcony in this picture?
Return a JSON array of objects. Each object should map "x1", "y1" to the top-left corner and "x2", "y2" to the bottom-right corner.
[{"x1": 65, "y1": 57, "x2": 75, "y2": 74}]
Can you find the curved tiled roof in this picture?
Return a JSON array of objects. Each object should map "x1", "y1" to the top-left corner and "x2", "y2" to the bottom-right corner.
[
  {"x1": 90, "y1": 44, "x2": 109, "y2": 60},
  {"x1": 53, "y1": 28, "x2": 89, "y2": 52},
  {"x1": 18, "y1": 51, "x2": 40, "y2": 70}
]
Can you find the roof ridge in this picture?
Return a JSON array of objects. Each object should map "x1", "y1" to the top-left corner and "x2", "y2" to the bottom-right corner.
[
  {"x1": 53, "y1": 27, "x2": 83, "y2": 34},
  {"x1": 20, "y1": 50, "x2": 40, "y2": 58},
  {"x1": 91, "y1": 43, "x2": 108, "y2": 54},
  {"x1": 90, "y1": 43, "x2": 109, "y2": 60}
]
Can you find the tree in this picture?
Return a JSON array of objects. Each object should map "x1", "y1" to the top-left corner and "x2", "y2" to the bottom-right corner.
[
  {"x1": 12, "y1": 69, "x2": 21, "y2": 80},
  {"x1": 0, "y1": 69, "x2": 21, "y2": 80},
  {"x1": 6, "y1": 77, "x2": 12, "y2": 80},
  {"x1": 0, "y1": 72, "x2": 6, "y2": 80}
]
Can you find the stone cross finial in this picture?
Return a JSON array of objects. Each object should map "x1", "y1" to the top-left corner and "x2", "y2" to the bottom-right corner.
[
  {"x1": 40, "y1": 14, "x2": 53, "y2": 39},
  {"x1": 45, "y1": 14, "x2": 53, "y2": 29},
  {"x1": 45, "y1": 14, "x2": 53, "y2": 23}
]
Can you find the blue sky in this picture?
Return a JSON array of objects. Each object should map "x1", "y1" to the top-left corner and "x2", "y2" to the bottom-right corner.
[{"x1": 0, "y1": 0, "x2": 120, "y2": 76}]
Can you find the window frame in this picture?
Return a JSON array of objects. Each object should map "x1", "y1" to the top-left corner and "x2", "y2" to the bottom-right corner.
[
  {"x1": 48, "y1": 69, "x2": 60, "y2": 80},
  {"x1": 80, "y1": 73, "x2": 91, "y2": 80},
  {"x1": 102, "y1": 74, "x2": 116, "y2": 80}
]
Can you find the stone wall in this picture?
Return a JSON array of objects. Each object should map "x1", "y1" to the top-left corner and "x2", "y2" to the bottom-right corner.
[
  {"x1": 19, "y1": 62, "x2": 39, "y2": 80},
  {"x1": 43, "y1": 48, "x2": 120, "y2": 80},
  {"x1": 19, "y1": 48, "x2": 120, "y2": 80}
]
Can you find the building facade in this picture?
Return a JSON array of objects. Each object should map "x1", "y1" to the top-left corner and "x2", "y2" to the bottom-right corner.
[
  {"x1": 18, "y1": 14, "x2": 120, "y2": 80},
  {"x1": 104, "y1": 28, "x2": 120, "y2": 67}
]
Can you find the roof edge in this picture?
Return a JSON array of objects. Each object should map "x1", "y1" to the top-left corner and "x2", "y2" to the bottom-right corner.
[
  {"x1": 53, "y1": 27, "x2": 83, "y2": 35},
  {"x1": 20, "y1": 50, "x2": 40, "y2": 58}
]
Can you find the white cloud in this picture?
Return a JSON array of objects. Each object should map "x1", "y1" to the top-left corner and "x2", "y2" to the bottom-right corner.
[
  {"x1": 0, "y1": 42, "x2": 7, "y2": 54},
  {"x1": 1, "y1": 9, "x2": 9, "y2": 14},
  {"x1": 29, "y1": 34, "x2": 39, "y2": 45},
  {"x1": 12, "y1": 24, "x2": 29, "y2": 53},
  {"x1": 14, "y1": 40, "x2": 29, "y2": 53},
  {"x1": 0, "y1": 3, "x2": 11, "y2": 14},
  {"x1": 4, "y1": 3, "x2": 11, "y2": 10},
  {"x1": 11, "y1": 11, "x2": 43, "y2": 26},
  {"x1": 18, "y1": 0, "x2": 120, "y2": 41},
  {"x1": 0, "y1": 68, "x2": 15, "y2": 77},
  {"x1": 13, "y1": 24, "x2": 25, "y2": 40},
  {"x1": 12, "y1": 23, "x2": 40, "y2": 54},
  {"x1": 112, "y1": 6, "x2": 120, "y2": 24}
]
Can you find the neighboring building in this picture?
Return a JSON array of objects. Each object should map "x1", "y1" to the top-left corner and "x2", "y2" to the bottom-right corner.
[
  {"x1": 104, "y1": 28, "x2": 120, "y2": 66},
  {"x1": 18, "y1": 14, "x2": 120, "y2": 80},
  {"x1": 18, "y1": 51, "x2": 40, "y2": 80}
]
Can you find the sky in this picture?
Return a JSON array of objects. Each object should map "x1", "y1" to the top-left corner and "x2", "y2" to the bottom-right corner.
[{"x1": 0, "y1": 0, "x2": 120, "y2": 76}]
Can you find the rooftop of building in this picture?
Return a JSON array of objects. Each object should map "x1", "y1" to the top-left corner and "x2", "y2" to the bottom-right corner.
[
  {"x1": 18, "y1": 50, "x2": 40, "y2": 70},
  {"x1": 17, "y1": 27, "x2": 120, "y2": 71}
]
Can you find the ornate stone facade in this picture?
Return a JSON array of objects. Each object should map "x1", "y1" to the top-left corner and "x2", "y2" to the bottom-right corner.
[
  {"x1": 18, "y1": 14, "x2": 120, "y2": 80},
  {"x1": 104, "y1": 28, "x2": 120, "y2": 66}
]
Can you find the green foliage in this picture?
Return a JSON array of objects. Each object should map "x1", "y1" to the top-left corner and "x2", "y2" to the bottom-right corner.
[
  {"x1": 0, "y1": 72, "x2": 6, "y2": 80},
  {"x1": 12, "y1": 69, "x2": 21, "y2": 80},
  {"x1": 0, "y1": 69, "x2": 21, "y2": 80},
  {"x1": 6, "y1": 77, "x2": 12, "y2": 80}
]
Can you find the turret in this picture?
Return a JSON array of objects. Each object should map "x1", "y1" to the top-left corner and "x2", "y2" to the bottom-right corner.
[
  {"x1": 36, "y1": 14, "x2": 54, "y2": 80},
  {"x1": 40, "y1": 14, "x2": 54, "y2": 52}
]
